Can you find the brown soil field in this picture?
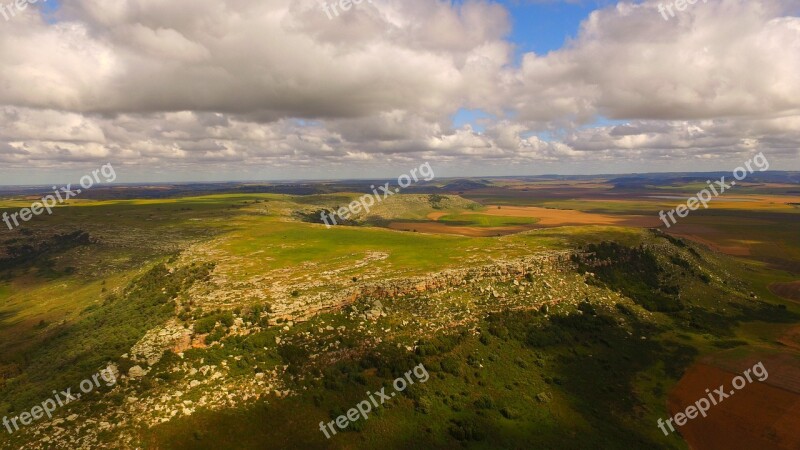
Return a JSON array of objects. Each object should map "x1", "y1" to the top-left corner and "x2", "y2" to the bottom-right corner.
[
  {"x1": 718, "y1": 195, "x2": 800, "y2": 207},
  {"x1": 778, "y1": 325, "x2": 800, "y2": 352},
  {"x1": 387, "y1": 222, "x2": 532, "y2": 237},
  {"x1": 769, "y1": 281, "x2": 800, "y2": 302},
  {"x1": 670, "y1": 233, "x2": 751, "y2": 256},
  {"x1": 702, "y1": 352, "x2": 800, "y2": 393},
  {"x1": 668, "y1": 224, "x2": 752, "y2": 256},
  {"x1": 393, "y1": 205, "x2": 662, "y2": 237},
  {"x1": 669, "y1": 354, "x2": 800, "y2": 450},
  {"x1": 478, "y1": 205, "x2": 661, "y2": 227}
]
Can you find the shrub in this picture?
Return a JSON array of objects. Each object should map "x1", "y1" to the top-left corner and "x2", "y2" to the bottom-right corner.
[
  {"x1": 474, "y1": 395, "x2": 494, "y2": 409},
  {"x1": 205, "y1": 327, "x2": 226, "y2": 344},
  {"x1": 448, "y1": 419, "x2": 484, "y2": 442},
  {"x1": 500, "y1": 407, "x2": 519, "y2": 419},
  {"x1": 440, "y1": 357, "x2": 461, "y2": 376},
  {"x1": 195, "y1": 317, "x2": 218, "y2": 334}
]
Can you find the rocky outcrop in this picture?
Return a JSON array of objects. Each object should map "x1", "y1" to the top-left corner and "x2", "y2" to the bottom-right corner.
[
  {"x1": 272, "y1": 251, "x2": 577, "y2": 323},
  {"x1": 129, "y1": 319, "x2": 192, "y2": 367}
]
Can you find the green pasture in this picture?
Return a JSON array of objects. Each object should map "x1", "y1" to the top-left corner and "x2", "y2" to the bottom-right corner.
[{"x1": 437, "y1": 214, "x2": 539, "y2": 227}]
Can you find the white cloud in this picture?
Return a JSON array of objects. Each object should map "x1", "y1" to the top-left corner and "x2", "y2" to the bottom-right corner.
[{"x1": 0, "y1": 0, "x2": 798, "y2": 181}]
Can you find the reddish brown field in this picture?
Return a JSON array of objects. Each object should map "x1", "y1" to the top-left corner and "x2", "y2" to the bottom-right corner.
[
  {"x1": 769, "y1": 281, "x2": 800, "y2": 302},
  {"x1": 478, "y1": 205, "x2": 661, "y2": 227},
  {"x1": 670, "y1": 231, "x2": 752, "y2": 256},
  {"x1": 387, "y1": 221, "x2": 531, "y2": 237},
  {"x1": 390, "y1": 205, "x2": 660, "y2": 236},
  {"x1": 778, "y1": 325, "x2": 800, "y2": 352},
  {"x1": 669, "y1": 355, "x2": 800, "y2": 450}
]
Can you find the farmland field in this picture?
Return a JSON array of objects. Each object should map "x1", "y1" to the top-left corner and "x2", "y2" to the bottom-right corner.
[
  {"x1": 4, "y1": 1, "x2": 800, "y2": 448},
  {"x1": 0, "y1": 175, "x2": 798, "y2": 449}
]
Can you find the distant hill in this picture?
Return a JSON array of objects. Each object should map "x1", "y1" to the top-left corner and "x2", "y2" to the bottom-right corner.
[
  {"x1": 442, "y1": 179, "x2": 491, "y2": 191},
  {"x1": 609, "y1": 172, "x2": 800, "y2": 189}
]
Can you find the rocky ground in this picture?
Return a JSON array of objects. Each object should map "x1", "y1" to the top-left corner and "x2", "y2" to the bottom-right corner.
[{"x1": 15, "y1": 243, "x2": 650, "y2": 449}]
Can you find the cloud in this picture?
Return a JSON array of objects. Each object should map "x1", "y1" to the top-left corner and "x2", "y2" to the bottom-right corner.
[
  {"x1": 0, "y1": 0, "x2": 798, "y2": 181},
  {"x1": 510, "y1": 0, "x2": 800, "y2": 123}
]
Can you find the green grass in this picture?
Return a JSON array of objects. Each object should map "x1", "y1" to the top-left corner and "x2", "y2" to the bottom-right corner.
[
  {"x1": 437, "y1": 214, "x2": 539, "y2": 227},
  {"x1": 217, "y1": 214, "x2": 565, "y2": 279},
  {"x1": 2, "y1": 185, "x2": 799, "y2": 449},
  {"x1": 0, "y1": 261, "x2": 213, "y2": 418},
  {"x1": 143, "y1": 225, "x2": 799, "y2": 449},
  {"x1": 147, "y1": 305, "x2": 697, "y2": 450}
]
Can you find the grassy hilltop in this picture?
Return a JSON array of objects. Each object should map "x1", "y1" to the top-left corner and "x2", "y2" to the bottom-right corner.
[{"x1": 0, "y1": 177, "x2": 799, "y2": 449}]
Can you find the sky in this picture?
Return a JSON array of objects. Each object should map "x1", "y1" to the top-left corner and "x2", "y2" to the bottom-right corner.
[{"x1": 0, "y1": 0, "x2": 799, "y2": 184}]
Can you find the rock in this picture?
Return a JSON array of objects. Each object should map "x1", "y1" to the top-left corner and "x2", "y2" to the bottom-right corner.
[
  {"x1": 130, "y1": 319, "x2": 192, "y2": 366},
  {"x1": 103, "y1": 363, "x2": 121, "y2": 383},
  {"x1": 128, "y1": 365, "x2": 146, "y2": 378},
  {"x1": 364, "y1": 300, "x2": 386, "y2": 321}
]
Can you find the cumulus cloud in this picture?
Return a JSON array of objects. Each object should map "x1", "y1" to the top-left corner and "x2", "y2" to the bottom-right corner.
[
  {"x1": 511, "y1": 0, "x2": 800, "y2": 122},
  {"x1": 0, "y1": 0, "x2": 798, "y2": 181}
]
